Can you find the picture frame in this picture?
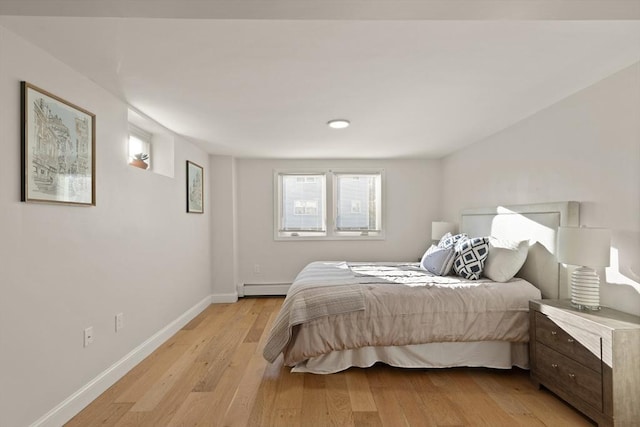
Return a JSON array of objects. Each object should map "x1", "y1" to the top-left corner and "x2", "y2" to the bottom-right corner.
[
  {"x1": 21, "y1": 82, "x2": 96, "y2": 206},
  {"x1": 186, "y1": 160, "x2": 204, "y2": 213}
]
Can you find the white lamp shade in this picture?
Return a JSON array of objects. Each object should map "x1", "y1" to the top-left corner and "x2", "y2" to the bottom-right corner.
[
  {"x1": 557, "y1": 227, "x2": 611, "y2": 267},
  {"x1": 431, "y1": 221, "x2": 458, "y2": 240}
]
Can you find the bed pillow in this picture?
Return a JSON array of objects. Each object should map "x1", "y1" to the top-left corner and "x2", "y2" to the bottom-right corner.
[
  {"x1": 453, "y1": 236, "x2": 490, "y2": 280},
  {"x1": 483, "y1": 237, "x2": 529, "y2": 282},
  {"x1": 420, "y1": 245, "x2": 456, "y2": 276},
  {"x1": 437, "y1": 232, "x2": 468, "y2": 249}
]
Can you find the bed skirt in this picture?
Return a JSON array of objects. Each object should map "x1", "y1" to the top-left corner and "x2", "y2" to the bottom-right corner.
[{"x1": 291, "y1": 341, "x2": 529, "y2": 374}]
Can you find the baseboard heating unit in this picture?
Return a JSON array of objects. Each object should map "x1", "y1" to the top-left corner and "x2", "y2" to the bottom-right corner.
[{"x1": 237, "y1": 282, "x2": 291, "y2": 297}]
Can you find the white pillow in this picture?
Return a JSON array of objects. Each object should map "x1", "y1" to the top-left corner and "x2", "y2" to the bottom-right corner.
[{"x1": 483, "y1": 237, "x2": 529, "y2": 282}]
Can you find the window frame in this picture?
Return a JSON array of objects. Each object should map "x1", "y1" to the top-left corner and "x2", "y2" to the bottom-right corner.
[
  {"x1": 273, "y1": 168, "x2": 385, "y2": 241},
  {"x1": 333, "y1": 171, "x2": 383, "y2": 238},
  {"x1": 274, "y1": 171, "x2": 327, "y2": 238}
]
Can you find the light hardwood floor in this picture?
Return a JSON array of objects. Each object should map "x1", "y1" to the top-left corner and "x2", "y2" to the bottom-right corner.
[{"x1": 66, "y1": 297, "x2": 595, "y2": 426}]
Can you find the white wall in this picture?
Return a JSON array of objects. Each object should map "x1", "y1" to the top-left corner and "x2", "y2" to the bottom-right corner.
[
  {"x1": 441, "y1": 63, "x2": 640, "y2": 316},
  {"x1": 209, "y1": 155, "x2": 239, "y2": 301},
  {"x1": 0, "y1": 25, "x2": 212, "y2": 427},
  {"x1": 233, "y1": 159, "x2": 441, "y2": 285}
]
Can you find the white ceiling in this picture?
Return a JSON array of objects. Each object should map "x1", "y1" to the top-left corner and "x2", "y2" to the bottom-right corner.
[{"x1": 1, "y1": 1, "x2": 639, "y2": 159}]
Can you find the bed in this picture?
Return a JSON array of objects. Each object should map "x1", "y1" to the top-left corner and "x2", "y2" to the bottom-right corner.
[{"x1": 263, "y1": 202, "x2": 580, "y2": 374}]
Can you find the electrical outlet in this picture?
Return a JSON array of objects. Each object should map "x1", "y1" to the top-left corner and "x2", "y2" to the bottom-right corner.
[
  {"x1": 84, "y1": 327, "x2": 94, "y2": 347},
  {"x1": 254, "y1": 264, "x2": 261, "y2": 274},
  {"x1": 115, "y1": 313, "x2": 124, "y2": 332}
]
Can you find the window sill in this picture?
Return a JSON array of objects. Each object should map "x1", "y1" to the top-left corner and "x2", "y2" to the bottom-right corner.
[{"x1": 274, "y1": 233, "x2": 385, "y2": 241}]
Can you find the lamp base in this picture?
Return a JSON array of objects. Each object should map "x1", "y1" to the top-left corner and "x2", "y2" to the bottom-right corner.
[{"x1": 570, "y1": 266, "x2": 601, "y2": 310}]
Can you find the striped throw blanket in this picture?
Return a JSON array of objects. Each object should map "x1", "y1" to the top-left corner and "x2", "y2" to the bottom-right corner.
[{"x1": 262, "y1": 261, "x2": 365, "y2": 363}]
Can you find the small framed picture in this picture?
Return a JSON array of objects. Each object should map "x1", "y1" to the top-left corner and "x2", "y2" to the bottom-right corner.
[
  {"x1": 21, "y1": 82, "x2": 96, "y2": 206},
  {"x1": 186, "y1": 160, "x2": 204, "y2": 213}
]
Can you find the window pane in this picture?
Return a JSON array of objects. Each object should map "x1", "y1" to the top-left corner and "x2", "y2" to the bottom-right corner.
[
  {"x1": 280, "y1": 174, "x2": 325, "y2": 232},
  {"x1": 335, "y1": 174, "x2": 381, "y2": 231},
  {"x1": 128, "y1": 134, "x2": 151, "y2": 168}
]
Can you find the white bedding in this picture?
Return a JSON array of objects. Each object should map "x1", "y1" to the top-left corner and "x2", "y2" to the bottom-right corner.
[{"x1": 263, "y1": 261, "x2": 542, "y2": 369}]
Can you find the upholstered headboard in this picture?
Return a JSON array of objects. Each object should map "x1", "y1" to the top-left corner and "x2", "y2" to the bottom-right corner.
[{"x1": 460, "y1": 202, "x2": 579, "y2": 299}]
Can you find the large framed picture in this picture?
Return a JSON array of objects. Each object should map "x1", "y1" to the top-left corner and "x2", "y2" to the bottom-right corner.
[
  {"x1": 21, "y1": 82, "x2": 96, "y2": 205},
  {"x1": 186, "y1": 160, "x2": 204, "y2": 213}
]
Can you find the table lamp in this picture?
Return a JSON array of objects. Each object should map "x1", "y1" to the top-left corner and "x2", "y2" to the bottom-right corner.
[{"x1": 557, "y1": 226, "x2": 611, "y2": 310}]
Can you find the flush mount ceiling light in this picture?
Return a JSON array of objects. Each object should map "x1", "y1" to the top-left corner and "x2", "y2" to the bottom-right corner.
[{"x1": 327, "y1": 119, "x2": 350, "y2": 129}]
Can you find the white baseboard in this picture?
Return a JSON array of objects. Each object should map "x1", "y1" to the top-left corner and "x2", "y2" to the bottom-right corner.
[
  {"x1": 211, "y1": 292, "x2": 239, "y2": 303},
  {"x1": 30, "y1": 294, "x2": 213, "y2": 427}
]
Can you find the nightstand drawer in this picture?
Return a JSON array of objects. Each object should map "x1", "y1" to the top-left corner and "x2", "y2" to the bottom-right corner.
[
  {"x1": 535, "y1": 312, "x2": 601, "y2": 373},
  {"x1": 536, "y1": 342, "x2": 602, "y2": 411},
  {"x1": 530, "y1": 299, "x2": 640, "y2": 426}
]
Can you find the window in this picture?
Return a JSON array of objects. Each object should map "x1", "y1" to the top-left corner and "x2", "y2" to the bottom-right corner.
[
  {"x1": 128, "y1": 108, "x2": 175, "y2": 177},
  {"x1": 334, "y1": 173, "x2": 382, "y2": 236},
  {"x1": 128, "y1": 124, "x2": 152, "y2": 170},
  {"x1": 275, "y1": 169, "x2": 384, "y2": 240},
  {"x1": 277, "y1": 173, "x2": 326, "y2": 236}
]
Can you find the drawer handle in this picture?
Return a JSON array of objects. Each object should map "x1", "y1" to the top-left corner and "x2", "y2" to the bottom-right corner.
[
  {"x1": 551, "y1": 363, "x2": 558, "y2": 369},
  {"x1": 568, "y1": 373, "x2": 576, "y2": 380},
  {"x1": 551, "y1": 331, "x2": 557, "y2": 336},
  {"x1": 567, "y1": 338, "x2": 574, "y2": 343}
]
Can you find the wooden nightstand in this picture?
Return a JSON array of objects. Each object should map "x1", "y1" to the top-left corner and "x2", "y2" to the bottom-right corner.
[{"x1": 529, "y1": 299, "x2": 640, "y2": 427}]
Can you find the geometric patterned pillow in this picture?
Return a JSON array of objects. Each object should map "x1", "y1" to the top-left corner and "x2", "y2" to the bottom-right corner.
[
  {"x1": 437, "y1": 232, "x2": 468, "y2": 250},
  {"x1": 453, "y1": 236, "x2": 490, "y2": 280}
]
